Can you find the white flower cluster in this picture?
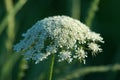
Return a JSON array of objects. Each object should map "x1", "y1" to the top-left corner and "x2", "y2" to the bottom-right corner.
[{"x1": 14, "y1": 15, "x2": 104, "y2": 64}]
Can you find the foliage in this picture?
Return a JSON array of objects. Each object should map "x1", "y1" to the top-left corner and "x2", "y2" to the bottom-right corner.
[{"x1": 0, "y1": 0, "x2": 120, "y2": 80}]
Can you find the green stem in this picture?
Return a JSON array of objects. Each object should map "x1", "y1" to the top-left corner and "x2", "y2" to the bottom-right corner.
[
  {"x1": 4, "y1": 0, "x2": 15, "y2": 52},
  {"x1": 85, "y1": 0, "x2": 100, "y2": 27},
  {"x1": 49, "y1": 54, "x2": 55, "y2": 80},
  {"x1": 58, "y1": 64, "x2": 120, "y2": 80},
  {"x1": 0, "y1": 0, "x2": 27, "y2": 35},
  {"x1": 71, "y1": 0, "x2": 81, "y2": 19}
]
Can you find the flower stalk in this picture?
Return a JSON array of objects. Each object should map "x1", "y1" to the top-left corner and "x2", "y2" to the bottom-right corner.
[{"x1": 49, "y1": 54, "x2": 55, "y2": 80}]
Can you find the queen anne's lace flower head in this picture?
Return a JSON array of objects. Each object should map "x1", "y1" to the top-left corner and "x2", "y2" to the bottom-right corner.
[{"x1": 14, "y1": 15, "x2": 104, "y2": 64}]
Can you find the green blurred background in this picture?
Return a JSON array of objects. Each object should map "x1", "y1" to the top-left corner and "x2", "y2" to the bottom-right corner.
[{"x1": 0, "y1": 0, "x2": 120, "y2": 80}]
